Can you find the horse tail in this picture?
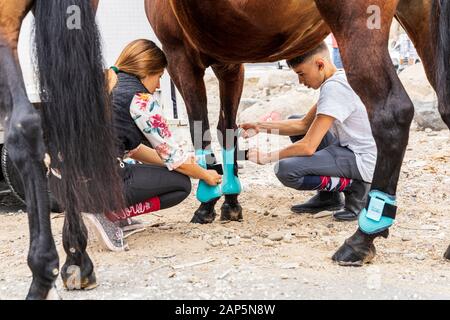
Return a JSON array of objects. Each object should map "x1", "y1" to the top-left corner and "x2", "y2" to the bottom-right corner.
[
  {"x1": 432, "y1": 0, "x2": 450, "y2": 121},
  {"x1": 34, "y1": 0, "x2": 124, "y2": 213}
]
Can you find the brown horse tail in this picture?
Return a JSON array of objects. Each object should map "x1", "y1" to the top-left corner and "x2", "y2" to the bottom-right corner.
[
  {"x1": 34, "y1": 0, "x2": 124, "y2": 213},
  {"x1": 432, "y1": 0, "x2": 450, "y2": 123}
]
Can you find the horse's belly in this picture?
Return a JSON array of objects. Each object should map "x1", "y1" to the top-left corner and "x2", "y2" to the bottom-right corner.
[{"x1": 170, "y1": 0, "x2": 330, "y2": 63}]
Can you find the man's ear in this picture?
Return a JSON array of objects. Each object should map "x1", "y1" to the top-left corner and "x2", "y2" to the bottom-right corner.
[{"x1": 316, "y1": 59, "x2": 325, "y2": 71}]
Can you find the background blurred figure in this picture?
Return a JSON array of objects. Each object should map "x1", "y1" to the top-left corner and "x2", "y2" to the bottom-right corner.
[
  {"x1": 398, "y1": 33, "x2": 418, "y2": 67},
  {"x1": 331, "y1": 34, "x2": 344, "y2": 69},
  {"x1": 390, "y1": 21, "x2": 419, "y2": 72}
]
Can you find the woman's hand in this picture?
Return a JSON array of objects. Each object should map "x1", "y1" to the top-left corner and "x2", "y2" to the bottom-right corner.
[
  {"x1": 239, "y1": 122, "x2": 260, "y2": 138},
  {"x1": 203, "y1": 169, "x2": 222, "y2": 186}
]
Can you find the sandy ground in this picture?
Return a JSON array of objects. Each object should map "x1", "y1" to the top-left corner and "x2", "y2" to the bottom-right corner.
[{"x1": 0, "y1": 69, "x2": 449, "y2": 300}]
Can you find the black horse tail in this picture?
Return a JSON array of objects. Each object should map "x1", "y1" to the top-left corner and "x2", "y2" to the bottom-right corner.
[
  {"x1": 34, "y1": 0, "x2": 124, "y2": 213},
  {"x1": 432, "y1": 0, "x2": 450, "y2": 126}
]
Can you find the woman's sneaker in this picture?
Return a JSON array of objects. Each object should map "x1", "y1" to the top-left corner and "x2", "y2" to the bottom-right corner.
[{"x1": 83, "y1": 213, "x2": 129, "y2": 252}]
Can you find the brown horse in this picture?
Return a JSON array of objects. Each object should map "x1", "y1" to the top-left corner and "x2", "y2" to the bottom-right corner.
[{"x1": 145, "y1": 0, "x2": 450, "y2": 264}]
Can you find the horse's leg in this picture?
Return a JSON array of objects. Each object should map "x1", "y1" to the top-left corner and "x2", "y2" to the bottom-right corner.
[
  {"x1": 438, "y1": 108, "x2": 450, "y2": 258},
  {"x1": 0, "y1": 39, "x2": 59, "y2": 300},
  {"x1": 59, "y1": 0, "x2": 102, "y2": 291},
  {"x1": 60, "y1": 203, "x2": 97, "y2": 290},
  {"x1": 396, "y1": 0, "x2": 450, "y2": 260},
  {"x1": 212, "y1": 64, "x2": 244, "y2": 221},
  {"x1": 426, "y1": 1, "x2": 450, "y2": 260},
  {"x1": 60, "y1": 0, "x2": 109, "y2": 289},
  {"x1": 0, "y1": 0, "x2": 60, "y2": 300},
  {"x1": 315, "y1": 0, "x2": 413, "y2": 265},
  {"x1": 164, "y1": 46, "x2": 220, "y2": 224}
]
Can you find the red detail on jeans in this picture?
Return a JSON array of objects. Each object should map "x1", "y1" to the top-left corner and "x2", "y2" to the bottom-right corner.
[
  {"x1": 106, "y1": 197, "x2": 161, "y2": 221},
  {"x1": 339, "y1": 177, "x2": 352, "y2": 192},
  {"x1": 319, "y1": 176, "x2": 330, "y2": 190}
]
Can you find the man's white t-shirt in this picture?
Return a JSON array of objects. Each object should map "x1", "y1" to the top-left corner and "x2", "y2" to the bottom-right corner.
[{"x1": 317, "y1": 70, "x2": 377, "y2": 183}]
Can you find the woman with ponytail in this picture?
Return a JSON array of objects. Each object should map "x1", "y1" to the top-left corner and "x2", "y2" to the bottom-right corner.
[{"x1": 84, "y1": 39, "x2": 222, "y2": 251}]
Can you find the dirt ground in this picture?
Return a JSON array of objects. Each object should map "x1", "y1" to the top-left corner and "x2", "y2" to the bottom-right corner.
[{"x1": 0, "y1": 68, "x2": 449, "y2": 300}]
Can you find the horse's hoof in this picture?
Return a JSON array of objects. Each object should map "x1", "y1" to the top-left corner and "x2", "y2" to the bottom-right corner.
[
  {"x1": 62, "y1": 275, "x2": 98, "y2": 291},
  {"x1": 62, "y1": 265, "x2": 97, "y2": 291},
  {"x1": 444, "y1": 245, "x2": 450, "y2": 260},
  {"x1": 190, "y1": 209, "x2": 216, "y2": 224},
  {"x1": 332, "y1": 229, "x2": 380, "y2": 267},
  {"x1": 220, "y1": 202, "x2": 243, "y2": 222},
  {"x1": 332, "y1": 241, "x2": 375, "y2": 267}
]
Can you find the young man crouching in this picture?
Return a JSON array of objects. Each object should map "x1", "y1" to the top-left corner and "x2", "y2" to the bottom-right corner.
[{"x1": 240, "y1": 42, "x2": 377, "y2": 221}]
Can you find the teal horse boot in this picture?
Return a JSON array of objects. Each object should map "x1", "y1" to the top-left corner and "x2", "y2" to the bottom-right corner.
[
  {"x1": 221, "y1": 147, "x2": 242, "y2": 195},
  {"x1": 220, "y1": 148, "x2": 243, "y2": 221},
  {"x1": 358, "y1": 190, "x2": 396, "y2": 235},
  {"x1": 195, "y1": 149, "x2": 222, "y2": 204}
]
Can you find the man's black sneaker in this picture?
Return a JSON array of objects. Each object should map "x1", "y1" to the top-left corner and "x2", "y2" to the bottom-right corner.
[{"x1": 291, "y1": 191, "x2": 344, "y2": 214}]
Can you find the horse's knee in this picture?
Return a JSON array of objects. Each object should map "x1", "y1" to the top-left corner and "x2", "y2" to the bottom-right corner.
[
  {"x1": 393, "y1": 98, "x2": 415, "y2": 128},
  {"x1": 7, "y1": 111, "x2": 44, "y2": 164},
  {"x1": 8, "y1": 109, "x2": 42, "y2": 139},
  {"x1": 370, "y1": 97, "x2": 414, "y2": 140}
]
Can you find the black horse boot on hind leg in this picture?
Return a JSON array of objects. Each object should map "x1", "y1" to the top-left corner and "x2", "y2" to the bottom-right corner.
[
  {"x1": 333, "y1": 180, "x2": 371, "y2": 221},
  {"x1": 291, "y1": 191, "x2": 344, "y2": 214}
]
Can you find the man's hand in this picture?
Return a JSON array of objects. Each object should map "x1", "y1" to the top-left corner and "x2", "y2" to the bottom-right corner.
[
  {"x1": 248, "y1": 148, "x2": 272, "y2": 165},
  {"x1": 239, "y1": 122, "x2": 260, "y2": 139}
]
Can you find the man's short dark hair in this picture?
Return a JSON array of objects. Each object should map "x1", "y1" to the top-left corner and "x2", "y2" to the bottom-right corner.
[{"x1": 286, "y1": 42, "x2": 330, "y2": 68}]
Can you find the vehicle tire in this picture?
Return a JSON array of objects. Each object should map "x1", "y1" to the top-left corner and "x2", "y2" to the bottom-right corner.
[{"x1": 1, "y1": 146, "x2": 63, "y2": 213}]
